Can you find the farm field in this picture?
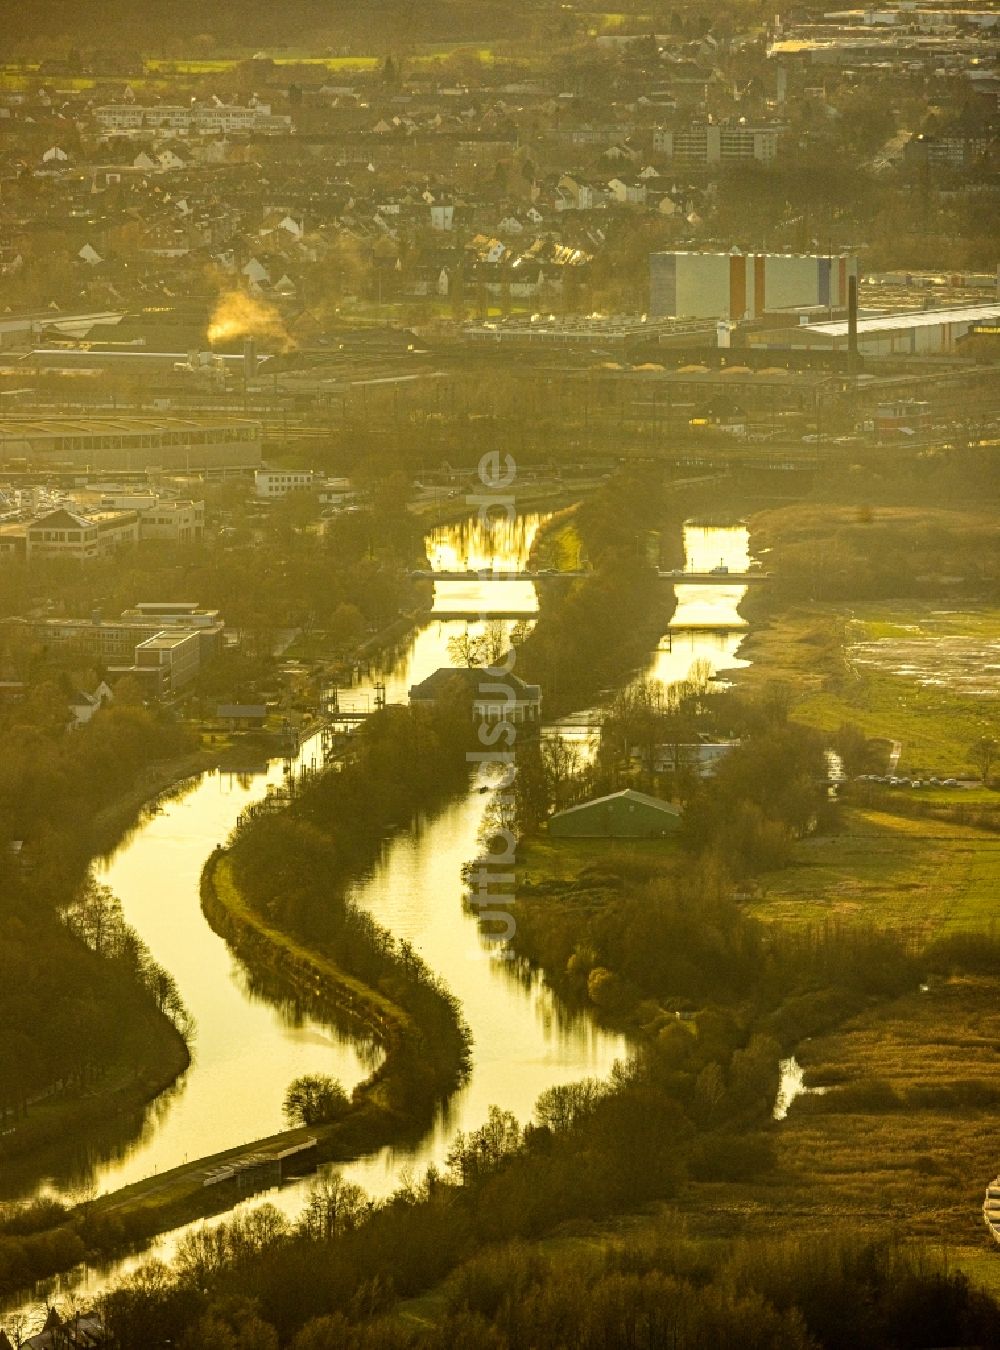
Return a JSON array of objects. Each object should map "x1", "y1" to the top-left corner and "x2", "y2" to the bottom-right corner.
[{"x1": 748, "y1": 807, "x2": 1000, "y2": 936}]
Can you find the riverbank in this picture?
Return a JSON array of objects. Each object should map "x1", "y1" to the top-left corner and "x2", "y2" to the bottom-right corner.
[
  {"x1": 0, "y1": 850, "x2": 426, "y2": 1305},
  {"x1": 0, "y1": 499, "x2": 616, "y2": 1325},
  {"x1": 0, "y1": 1006, "x2": 190, "y2": 1184},
  {"x1": 63, "y1": 851, "x2": 420, "y2": 1239},
  {"x1": 353, "y1": 605, "x2": 433, "y2": 663},
  {"x1": 88, "y1": 748, "x2": 218, "y2": 855},
  {"x1": 0, "y1": 748, "x2": 220, "y2": 1191},
  {"x1": 203, "y1": 851, "x2": 412, "y2": 1054},
  {"x1": 410, "y1": 482, "x2": 588, "y2": 531}
]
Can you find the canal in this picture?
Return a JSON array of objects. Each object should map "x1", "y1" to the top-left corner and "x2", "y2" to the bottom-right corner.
[{"x1": 2, "y1": 511, "x2": 754, "y2": 1328}]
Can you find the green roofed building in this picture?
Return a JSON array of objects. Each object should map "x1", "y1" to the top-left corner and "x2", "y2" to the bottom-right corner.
[{"x1": 547, "y1": 788, "x2": 681, "y2": 839}]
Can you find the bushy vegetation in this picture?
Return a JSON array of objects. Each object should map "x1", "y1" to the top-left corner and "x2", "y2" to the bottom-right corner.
[
  {"x1": 226, "y1": 699, "x2": 477, "y2": 1109},
  {"x1": 0, "y1": 672, "x2": 203, "y2": 1298},
  {"x1": 91, "y1": 1150, "x2": 1000, "y2": 1348},
  {"x1": 0, "y1": 697, "x2": 196, "y2": 855},
  {"x1": 0, "y1": 702, "x2": 196, "y2": 1162},
  {"x1": 517, "y1": 466, "x2": 676, "y2": 715},
  {"x1": 751, "y1": 504, "x2": 999, "y2": 606}
]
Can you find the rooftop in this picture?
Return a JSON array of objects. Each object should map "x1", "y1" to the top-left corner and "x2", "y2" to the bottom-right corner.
[
  {"x1": 807, "y1": 303, "x2": 1000, "y2": 337},
  {"x1": 550, "y1": 788, "x2": 682, "y2": 819},
  {"x1": 136, "y1": 630, "x2": 200, "y2": 650},
  {"x1": 409, "y1": 666, "x2": 541, "y2": 699},
  {"x1": 0, "y1": 415, "x2": 262, "y2": 438},
  {"x1": 133, "y1": 601, "x2": 204, "y2": 612}
]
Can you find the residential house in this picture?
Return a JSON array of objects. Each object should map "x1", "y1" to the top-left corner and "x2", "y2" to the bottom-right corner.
[
  {"x1": 607, "y1": 177, "x2": 648, "y2": 206},
  {"x1": 156, "y1": 144, "x2": 188, "y2": 172},
  {"x1": 21, "y1": 1309, "x2": 103, "y2": 1349},
  {"x1": 430, "y1": 203, "x2": 455, "y2": 231},
  {"x1": 555, "y1": 175, "x2": 599, "y2": 211},
  {"x1": 409, "y1": 666, "x2": 542, "y2": 727},
  {"x1": 69, "y1": 680, "x2": 114, "y2": 728}
]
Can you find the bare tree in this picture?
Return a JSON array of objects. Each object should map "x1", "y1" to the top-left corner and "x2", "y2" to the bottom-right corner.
[
  {"x1": 541, "y1": 735, "x2": 582, "y2": 809},
  {"x1": 298, "y1": 1173, "x2": 368, "y2": 1241},
  {"x1": 969, "y1": 736, "x2": 998, "y2": 783},
  {"x1": 447, "y1": 619, "x2": 512, "y2": 669}
]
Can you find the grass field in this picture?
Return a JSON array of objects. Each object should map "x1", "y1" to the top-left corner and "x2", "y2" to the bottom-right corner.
[
  {"x1": 477, "y1": 506, "x2": 1000, "y2": 1304},
  {"x1": 713, "y1": 512, "x2": 1000, "y2": 1294},
  {"x1": 772, "y1": 976, "x2": 1000, "y2": 1285},
  {"x1": 669, "y1": 975, "x2": 1000, "y2": 1294},
  {"x1": 734, "y1": 602, "x2": 998, "y2": 775},
  {"x1": 0, "y1": 46, "x2": 504, "y2": 88},
  {"x1": 520, "y1": 832, "x2": 681, "y2": 884},
  {"x1": 748, "y1": 807, "x2": 1000, "y2": 937}
]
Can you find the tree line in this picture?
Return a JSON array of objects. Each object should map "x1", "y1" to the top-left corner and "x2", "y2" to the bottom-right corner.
[
  {"x1": 225, "y1": 697, "x2": 480, "y2": 1112},
  {"x1": 0, "y1": 700, "x2": 197, "y2": 1154},
  {"x1": 516, "y1": 466, "x2": 678, "y2": 716}
]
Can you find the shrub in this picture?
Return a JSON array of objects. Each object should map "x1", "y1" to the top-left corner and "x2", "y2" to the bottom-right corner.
[{"x1": 283, "y1": 1075, "x2": 350, "y2": 1127}]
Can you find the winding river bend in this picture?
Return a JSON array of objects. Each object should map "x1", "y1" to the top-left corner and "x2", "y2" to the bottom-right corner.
[{"x1": 2, "y1": 511, "x2": 753, "y2": 1327}]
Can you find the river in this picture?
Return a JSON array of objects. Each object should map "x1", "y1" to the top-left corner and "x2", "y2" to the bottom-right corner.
[{"x1": 2, "y1": 511, "x2": 754, "y2": 1329}]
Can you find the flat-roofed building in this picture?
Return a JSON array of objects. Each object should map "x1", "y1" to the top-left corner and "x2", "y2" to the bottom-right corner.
[
  {"x1": 0, "y1": 415, "x2": 262, "y2": 472},
  {"x1": 3, "y1": 616, "x2": 152, "y2": 662},
  {"x1": 121, "y1": 601, "x2": 222, "y2": 628},
  {"x1": 751, "y1": 303, "x2": 1000, "y2": 357},
  {"x1": 133, "y1": 629, "x2": 202, "y2": 695},
  {"x1": 94, "y1": 103, "x2": 291, "y2": 136},
  {"x1": 654, "y1": 122, "x2": 785, "y2": 164},
  {"x1": 254, "y1": 468, "x2": 317, "y2": 498},
  {"x1": 0, "y1": 308, "x2": 123, "y2": 350},
  {"x1": 2, "y1": 603, "x2": 224, "y2": 666},
  {"x1": 91, "y1": 492, "x2": 205, "y2": 542},
  {"x1": 137, "y1": 498, "x2": 205, "y2": 542},
  {"x1": 119, "y1": 601, "x2": 223, "y2": 660}
]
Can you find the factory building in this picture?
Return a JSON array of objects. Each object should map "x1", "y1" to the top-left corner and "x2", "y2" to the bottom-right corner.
[
  {"x1": 650, "y1": 251, "x2": 858, "y2": 320},
  {"x1": 748, "y1": 303, "x2": 1000, "y2": 357},
  {"x1": 0, "y1": 415, "x2": 262, "y2": 472}
]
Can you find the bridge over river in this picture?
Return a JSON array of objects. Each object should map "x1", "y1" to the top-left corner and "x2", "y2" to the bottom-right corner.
[{"x1": 411, "y1": 568, "x2": 770, "y2": 584}]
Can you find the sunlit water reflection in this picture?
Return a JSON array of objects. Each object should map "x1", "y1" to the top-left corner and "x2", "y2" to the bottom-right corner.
[
  {"x1": 641, "y1": 522, "x2": 752, "y2": 688},
  {"x1": 2, "y1": 514, "x2": 757, "y2": 1329},
  {"x1": 0, "y1": 744, "x2": 378, "y2": 1210}
]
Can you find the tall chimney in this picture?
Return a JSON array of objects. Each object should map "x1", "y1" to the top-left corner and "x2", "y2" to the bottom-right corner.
[
  {"x1": 847, "y1": 274, "x2": 859, "y2": 377},
  {"x1": 243, "y1": 337, "x2": 257, "y2": 393}
]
